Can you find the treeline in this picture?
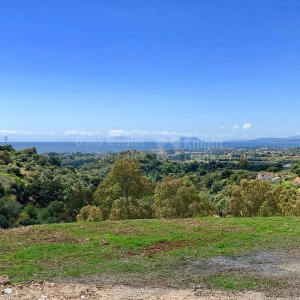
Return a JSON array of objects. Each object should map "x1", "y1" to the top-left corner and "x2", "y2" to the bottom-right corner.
[
  {"x1": 0, "y1": 145, "x2": 300, "y2": 228},
  {"x1": 78, "y1": 157, "x2": 300, "y2": 221}
]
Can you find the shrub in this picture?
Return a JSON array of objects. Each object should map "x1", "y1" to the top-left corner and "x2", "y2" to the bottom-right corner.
[
  {"x1": 109, "y1": 196, "x2": 153, "y2": 220},
  {"x1": 0, "y1": 215, "x2": 9, "y2": 228},
  {"x1": 77, "y1": 205, "x2": 102, "y2": 222},
  {"x1": 16, "y1": 212, "x2": 31, "y2": 226}
]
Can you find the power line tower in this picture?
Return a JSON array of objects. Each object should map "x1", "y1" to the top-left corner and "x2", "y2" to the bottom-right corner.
[{"x1": 4, "y1": 136, "x2": 8, "y2": 144}]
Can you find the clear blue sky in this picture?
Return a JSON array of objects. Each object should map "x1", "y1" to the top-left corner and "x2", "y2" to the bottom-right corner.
[{"x1": 0, "y1": 0, "x2": 299, "y2": 141}]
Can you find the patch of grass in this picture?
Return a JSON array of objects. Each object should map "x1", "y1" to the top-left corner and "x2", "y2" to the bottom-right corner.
[
  {"x1": 157, "y1": 269, "x2": 172, "y2": 278},
  {"x1": 0, "y1": 217, "x2": 299, "y2": 284},
  {"x1": 204, "y1": 273, "x2": 277, "y2": 291}
]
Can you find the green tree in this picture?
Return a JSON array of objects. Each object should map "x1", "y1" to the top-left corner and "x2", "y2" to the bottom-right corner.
[
  {"x1": 230, "y1": 180, "x2": 271, "y2": 216},
  {"x1": 276, "y1": 187, "x2": 300, "y2": 216},
  {"x1": 10, "y1": 181, "x2": 29, "y2": 204},
  {"x1": 0, "y1": 151, "x2": 12, "y2": 165},
  {"x1": 48, "y1": 154, "x2": 61, "y2": 167},
  {"x1": 28, "y1": 179, "x2": 65, "y2": 207},
  {"x1": 239, "y1": 158, "x2": 250, "y2": 170},
  {"x1": 61, "y1": 185, "x2": 94, "y2": 222},
  {"x1": 109, "y1": 196, "x2": 153, "y2": 220},
  {"x1": 189, "y1": 190, "x2": 214, "y2": 217},
  {"x1": 0, "y1": 197, "x2": 22, "y2": 227},
  {"x1": 231, "y1": 180, "x2": 300, "y2": 217},
  {"x1": 24, "y1": 147, "x2": 37, "y2": 156},
  {"x1": 22, "y1": 204, "x2": 39, "y2": 225},
  {"x1": 0, "y1": 145, "x2": 14, "y2": 152},
  {"x1": 153, "y1": 176, "x2": 201, "y2": 218},
  {"x1": 213, "y1": 192, "x2": 230, "y2": 217},
  {"x1": 94, "y1": 158, "x2": 154, "y2": 219}
]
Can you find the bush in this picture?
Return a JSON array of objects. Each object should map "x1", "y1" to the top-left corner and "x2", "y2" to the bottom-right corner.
[
  {"x1": 0, "y1": 150, "x2": 12, "y2": 165},
  {"x1": 0, "y1": 215, "x2": 9, "y2": 228},
  {"x1": 16, "y1": 212, "x2": 31, "y2": 226},
  {"x1": 0, "y1": 196, "x2": 22, "y2": 227},
  {"x1": 77, "y1": 205, "x2": 102, "y2": 222},
  {"x1": 48, "y1": 201, "x2": 65, "y2": 217},
  {"x1": 109, "y1": 196, "x2": 153, "y2": 220},
  {"x1": 7, "y1": 164, "x2": 22, "y2": 177},
  {"x1": 0, "y1": 197, "x2": 22, "y2": 222}
]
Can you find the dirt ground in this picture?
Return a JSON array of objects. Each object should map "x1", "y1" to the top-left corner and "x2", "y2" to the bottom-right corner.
[
  {"x1": 1, "y1": 248, "x2": 299, "y2": 299},
  {"x1": 0, "y1": 282, "x2": 275, "y2": 300}
]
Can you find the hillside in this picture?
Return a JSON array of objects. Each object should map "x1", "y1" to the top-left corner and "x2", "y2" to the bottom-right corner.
[
  {"x1": 1, "y1": 217, "x2": 300, "y2": 298},
  {"x1": 1, "y1": 145, "x2": 300, "y2": 230}
]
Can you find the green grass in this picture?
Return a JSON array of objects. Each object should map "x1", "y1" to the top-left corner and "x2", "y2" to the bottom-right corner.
[
  {"x1": 0, "y1": 217, "x2": 299, "y2": 284},
  {"x1": 204, "y1": 274, "x2": 277, "y2": 291}
]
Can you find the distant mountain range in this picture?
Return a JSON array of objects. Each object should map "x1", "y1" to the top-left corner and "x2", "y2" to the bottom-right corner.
[
  {"x1": 223, "y1": 136, "x2": 300, "y2": 146},
  {"x1": 176, "y1": 136, "x2": 300, "y2": 149},
  {"x1": 288, "y1": 135, "x2": 300, "y2": 140}
]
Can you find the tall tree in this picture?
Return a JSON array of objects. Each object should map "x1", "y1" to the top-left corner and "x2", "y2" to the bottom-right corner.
[
  {"x1": 153, "y1": 176, "x2": 208, "y2": 218},
  {"x1": 94, "y1": 157, "x2": 154, "y2": 219},
  {"x1": 230, "y1": 179, "x2": 271, "y2": 216}
]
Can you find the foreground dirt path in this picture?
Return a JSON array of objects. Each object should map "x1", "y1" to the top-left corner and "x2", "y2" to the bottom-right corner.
[{"x1": 0, "y1": 282, "x2": 279, "y2": 300}]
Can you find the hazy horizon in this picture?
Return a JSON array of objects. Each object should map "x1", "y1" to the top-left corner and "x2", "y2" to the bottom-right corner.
[{"x1": 2, "y1": 135, "x2": 300, "y2": 144}]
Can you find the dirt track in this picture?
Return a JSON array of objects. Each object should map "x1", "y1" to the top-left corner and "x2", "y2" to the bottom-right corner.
[{"x1": 0, "y1": 283, "x2": 275, "y2": 300}]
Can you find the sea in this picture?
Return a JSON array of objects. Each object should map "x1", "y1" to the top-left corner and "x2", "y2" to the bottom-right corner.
[
  {"x1": 3, "y1": 142, "x2": 160, "y2": 154},
  {"x1": 0, "y1": 139, "x2": 299, "y2": 154}
]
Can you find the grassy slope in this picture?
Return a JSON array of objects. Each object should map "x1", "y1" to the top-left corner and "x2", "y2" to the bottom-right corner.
[{"x1": 0, "y1": 217, "x2": 299, "y2": 287}]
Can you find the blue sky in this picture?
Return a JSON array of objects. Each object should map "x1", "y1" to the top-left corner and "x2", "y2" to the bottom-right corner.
[{"x1": 0, "y1": 0, "x2": 300, "y2": 141}]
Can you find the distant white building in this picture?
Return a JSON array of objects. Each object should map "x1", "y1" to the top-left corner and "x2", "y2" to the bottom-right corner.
[
  {"x1": 272, "y1": 176, "x2": 281, "y2": 183},
  {"x1": 257, "y1": 172, "x2": 281, "y2": 183},
  {"x1": 257, "y1": 172, "x2": 275, "y2": 181}
]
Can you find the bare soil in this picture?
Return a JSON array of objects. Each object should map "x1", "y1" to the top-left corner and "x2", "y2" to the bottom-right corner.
[{"x1": 0, "y1": 282, "x2": 275, "y2": 300}]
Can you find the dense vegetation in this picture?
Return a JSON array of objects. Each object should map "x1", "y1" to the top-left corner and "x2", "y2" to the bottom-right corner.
[{"x1": 0, "y1": 145, "x2": 300, "y2": 228}]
